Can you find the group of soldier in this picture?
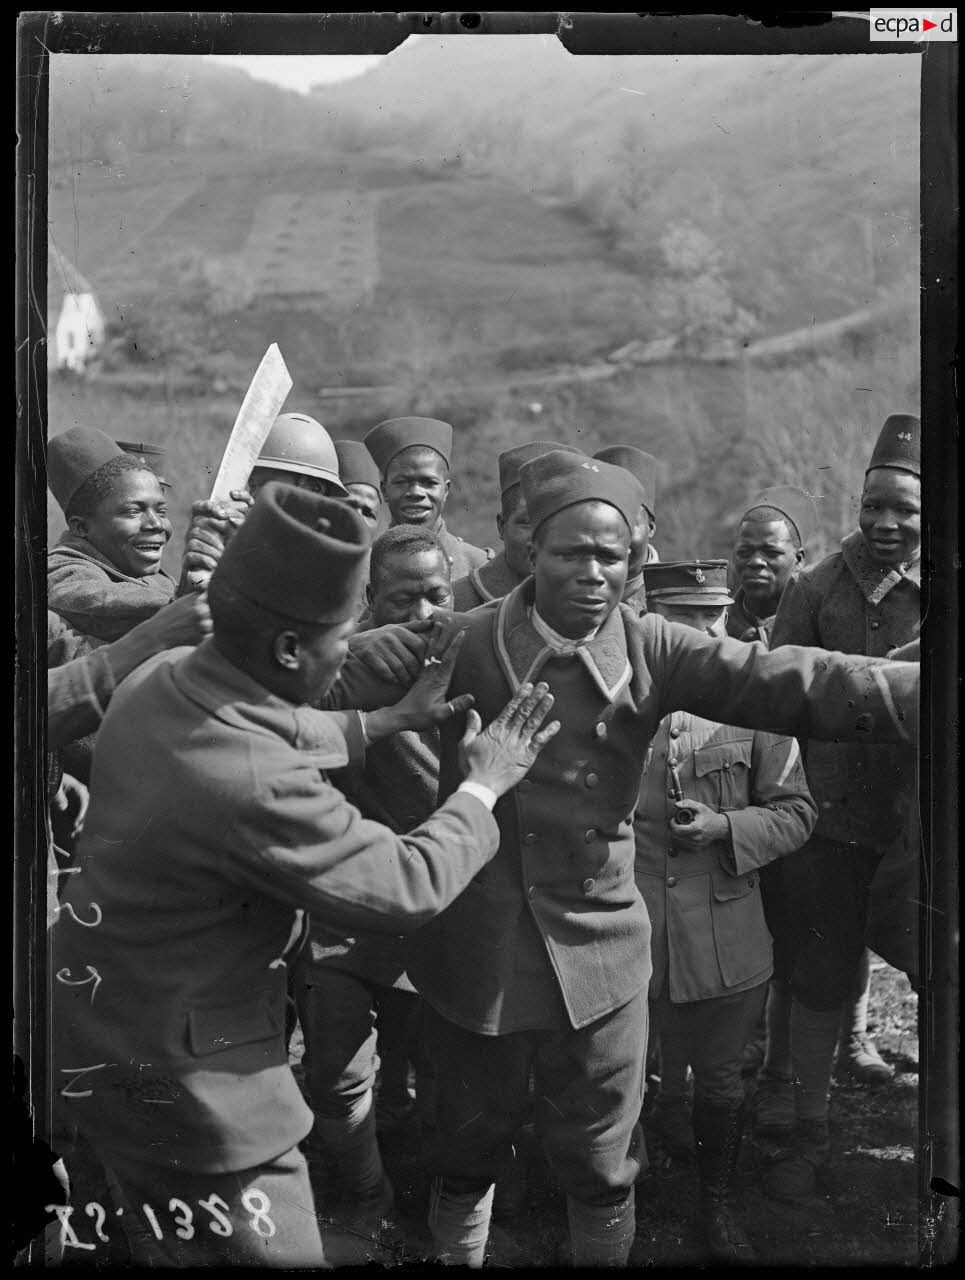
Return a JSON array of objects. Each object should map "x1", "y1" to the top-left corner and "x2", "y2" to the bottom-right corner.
[{"x1": 41, "y1": 403, "x2": 920, "y2": 1267}]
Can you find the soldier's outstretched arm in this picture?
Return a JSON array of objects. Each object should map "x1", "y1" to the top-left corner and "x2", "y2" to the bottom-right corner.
[{"x1": 639, "y1": 612, "x2": 917, "y2": 747}]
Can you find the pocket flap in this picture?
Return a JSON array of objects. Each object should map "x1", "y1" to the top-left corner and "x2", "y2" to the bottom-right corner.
[
  {"x1": 712, "y1": 873, "x2": 756, "y2": 902},
  {"x1": 693, "y1": 739, "x2": 753, "y2": 778},
  {"x1": 187, "y1": 993, "x2": 282, "y2": 1057}
]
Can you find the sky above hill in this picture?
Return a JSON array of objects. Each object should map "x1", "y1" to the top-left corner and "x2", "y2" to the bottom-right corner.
[{"x1": 206, "y1": 53, "x2": 382, "y2": 92}]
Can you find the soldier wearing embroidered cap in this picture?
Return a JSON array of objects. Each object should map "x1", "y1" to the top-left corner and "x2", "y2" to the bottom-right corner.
[
  {"x1": 728, "y1": 486, "x2": 816, "y2": 645},
  {"x1": 51, "y1": 480, "x2": 560, "y2": 1268},
  {"x1": 761, "y1": 413, "x2": 921, "y2": 1204},
  {"x1": 364, "y1": 416, "x2": 492, "y2": 581},
  {"x1": 593, "y1": 445, "x2": 660, "y2": 612},
  {"x1": 636, "y1": 560, "x2": 816, "y2": 1263},
  {"x1": 452, "y1": 440, "x2": 584, "y2": 611},
  {"x1": 400, "y1": 448, "x2": 918, "y2": 1269}
]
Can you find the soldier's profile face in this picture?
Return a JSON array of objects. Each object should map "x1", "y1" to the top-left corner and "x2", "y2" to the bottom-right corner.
[
  {"x1": 383, "y1": 447, "x2": 450, "y2": 528},
  {"x1": 859, "y1": 468, "x2": 921, "y2": 567},
  {"x1": 291, "y1": 615, "x2": 357, "y2": 703},
  {"x1": 369, "y1": 549, "x2": 453, "y2": 625},
  {"x1": 530, "y1": 501, "x2": 629, "y2": 638},
  {"x1": 496, "y1": 488, "x2": 534, "y2": 577}
]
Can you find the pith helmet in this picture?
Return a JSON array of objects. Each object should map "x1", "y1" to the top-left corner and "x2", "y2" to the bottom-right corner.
[{"x1": 255, "y1": 412, "x2": 347, "y2": 495}]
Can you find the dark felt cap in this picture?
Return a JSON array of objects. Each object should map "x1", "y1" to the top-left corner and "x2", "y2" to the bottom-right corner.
[
  {"x1": 48, "y1": 426, "x2": 127, "y2": 513},
  {"x1": 866, "y1": 413, "x2": 920, "y2": 477},
  {"x1": 210, "y1": 481, "x2": 370, "y2": 625},
  {"x1": 644, "y1": 559, "x2": 734, "y2": 607},
  {"x1": 364, "y1": 417, "x2": 453, "y2": 474},
  {"x1": 593, "y1": 446, "x2": 658, "y2": 519},
  {"x1": 741, "y1": 485, "x2": 817, "y2": 547},
  {"x1": 498, "y1": 441, "x2": 584, "y2": 495},
  {"x1": 334, "y1": 440, "x2": 382, "y2": 491},
  {"x1": 519, "y1": 450, "x2": 646, "y2": 534}
]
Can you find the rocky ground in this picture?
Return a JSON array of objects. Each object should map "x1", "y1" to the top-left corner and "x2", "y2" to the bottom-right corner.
[{"x1": 292, "y1": 957, "x2": 920, "y2": 1269}]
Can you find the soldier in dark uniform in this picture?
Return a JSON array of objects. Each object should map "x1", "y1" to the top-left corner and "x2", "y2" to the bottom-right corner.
[
  {"x1": 635, "y1": 560, "x2": 816, "y2": 1262},
  {"x1": 761, "y1": 414, "x2": 921, "y2": 1202},
  {"x1": 593, "y1": 445, "x2": 660, "y2": 615},
  {"x1": 363, "y1": 416, "x2": 492, "y2": 582},
  {"x1": 293, "y1": 525, "x2": 454, "y2": 1233},
  {"x1": 727, "y1": 486, "x2": 815, "y2": 645},
  {"x1": 405, "y1": 449, "x2": 917, "y2": 1268},
  {"x1": 51, "y1": 482, "x2": 560, "y2": 1267},
  {"x1": 452, "y1": 441, "x2": 583, "y2": 611}
]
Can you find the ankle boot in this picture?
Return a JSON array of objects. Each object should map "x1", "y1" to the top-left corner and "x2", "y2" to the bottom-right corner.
[
  {"x1": 693, "y1": 1100, "x2": 756, "y2": 1263},
  {"x1": 566, "y1": 1189, "x2": 636, "y2": 1268}
]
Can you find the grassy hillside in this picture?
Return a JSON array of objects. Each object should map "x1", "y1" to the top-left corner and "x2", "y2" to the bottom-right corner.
[{"x1": 46, "y1": 46, "x2": 920, "y2": 574}]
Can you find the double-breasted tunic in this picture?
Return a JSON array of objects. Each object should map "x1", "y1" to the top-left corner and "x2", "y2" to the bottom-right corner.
[
  {"x1": 771, "y1": 530, "x2": 920, "y2": 849},
  {"x1": 634, "y1": 712, "x2": 816, "y2": 1003},
  {"x1": 52, "y1": 639, "x2": 499, "y2": 1174},
  {"x1": 452, "y1": 550, "x2": 522, "y2": 611},
  {"x1": 436, "y1": 521, "x2": 493, "y2": 583},
  {"x1": 406, "y1": 578, "x2": 917, "y2": 1036}
]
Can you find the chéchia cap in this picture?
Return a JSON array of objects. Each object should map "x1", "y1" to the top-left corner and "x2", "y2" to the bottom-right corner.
[
  {"x1": 866, "y1": 413, "x2": 920, "y2": 477},
  {"x1": 644, "y1": 559, "x2": 734, "y2": 607},
  {"x1": 593, "y1": 445, "x2": 658, "y2": 520},
  {"x1": 334, "y1": 440, "x2": 382, "y2": 491},
  {"x1": 210, "y1": 481, "x2": 370, "y2": 625},
  {"x1": 256, "y1": 412, "x2": 347, "y2": 495},
  {"x1": 741, "y1": 484, "x2": 817, "y2": 548},
  {"x1": 364, "y1": 417, "x2": 453, "y2": 475},
  {"x1": 48, "y1": 426, "x2": 127, "y2": 514},
  {"x1": 498, "y1": 441, "x2": 584, "y2": 495},
  {"x1": 519, "y1": 449, "x2": 647, "y2": 535}
]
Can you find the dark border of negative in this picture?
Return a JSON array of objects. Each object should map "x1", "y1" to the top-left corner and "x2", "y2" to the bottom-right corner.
[{"x1": 14, "y1": 9, "x2": 959, "y2": 1267}]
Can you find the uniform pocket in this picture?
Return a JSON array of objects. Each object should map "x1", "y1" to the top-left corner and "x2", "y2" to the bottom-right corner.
[
  {"x1": 709, "y1": 869, "x2": 771, "y2": 988},
  {"x1": 187, "y1": 993, "x2": 282, "y2": 1058},
  {"x1": 693, "y1": 739, "x2": 753, "y2": 810}
]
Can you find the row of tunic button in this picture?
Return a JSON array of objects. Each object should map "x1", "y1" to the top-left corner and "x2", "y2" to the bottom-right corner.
[{"x1": 529, "y1": 878, "x2": 598, "y2": 896}]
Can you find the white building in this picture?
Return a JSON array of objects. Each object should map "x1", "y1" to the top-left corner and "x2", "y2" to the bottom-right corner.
[{"x1": 48, "y1": 256, "x2": 106, "y2": 374}]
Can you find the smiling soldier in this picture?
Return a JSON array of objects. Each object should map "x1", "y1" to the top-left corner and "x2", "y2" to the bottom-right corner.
[
  {"x1": 760, "y1": 413, "x2": 922, "y2": 1203},
  {"x1": 47, "y1": 427, "x2": 179, "y2": 641},
  {"x1": 363, "y1": 416, "x2": 492, "y2": 582},
  {"x1": 405, "y1": 449, "x2": 919, "y2": 1269}
]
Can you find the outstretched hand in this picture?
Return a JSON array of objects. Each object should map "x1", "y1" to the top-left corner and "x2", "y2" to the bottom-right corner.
[{"x1": 459, "y1": 681, "x2": 561, "y2": 799}]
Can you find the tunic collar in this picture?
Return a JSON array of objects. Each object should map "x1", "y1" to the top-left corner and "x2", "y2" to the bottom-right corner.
[
  {"x1": 841, "y1": 530, "x2": 921, "y2": 606},
  {"x1": 172, "y1": 637, "x2": 350, "y2": 760},
  {"x1": 49, "y1": 529, "x2": 175, "y2": 588},
  {"x1": 468, "y1": 552, "x2": 524, "y2": 603},
  {"x1": 493, "y1": 579, "x2": 632, "y2": 703}
]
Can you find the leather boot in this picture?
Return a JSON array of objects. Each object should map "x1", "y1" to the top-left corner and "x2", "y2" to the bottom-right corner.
[{"x1": 693, "y1": 1100, "x2": 756, "y2": 1263}]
